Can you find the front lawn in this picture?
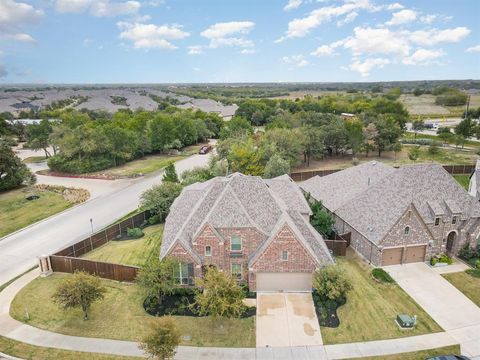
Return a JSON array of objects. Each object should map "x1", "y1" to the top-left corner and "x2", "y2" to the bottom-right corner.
[
  {"x1": 10, "y1": 274, "x2": 255, "y2": 347},
  {"x1": 320, "y1": 250, "x2": 442, "y2": 344},
  {"x1": 82, "y1": 224, "x2": 163, "y2": 267},
  {"x1": 349, "y1": 345, "x2": 461, "y2": 360},
  {"x1": 442, "y1": 270, "x2": 480, "y2": 307},
  {"x1": 0, "y1": 188, "x2": 73, "y2": 238},
  {"x1": 0, "y1": 335, "x2": 140, "y2": 360}
]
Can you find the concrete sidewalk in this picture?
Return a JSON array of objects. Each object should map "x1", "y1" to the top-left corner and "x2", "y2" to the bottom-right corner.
[{"x1": 0, "y1": 270, "x2": 468, "y2": 359}]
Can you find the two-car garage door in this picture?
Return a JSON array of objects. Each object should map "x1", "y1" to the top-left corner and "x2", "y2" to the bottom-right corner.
[
  {"x1": 256, "y1": 272, "x2": 312, "y2": 292},
  {"x1": 381, "y1": 245, "x2": 426, "y2": 266}
]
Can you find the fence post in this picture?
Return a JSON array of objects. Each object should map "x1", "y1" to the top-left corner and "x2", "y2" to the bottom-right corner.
[{"x1": 90, "y1": 235, "x2": 93, "y2": 252}]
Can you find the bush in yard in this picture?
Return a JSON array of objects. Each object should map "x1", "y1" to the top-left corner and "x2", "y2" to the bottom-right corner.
[
  {"x1": 127, "y1": 227, "x2": 144, "y2": 239},
  {"x1": 371, "y1": 268, "x2": 395, "y2": 283},
  {"x1": 0, "y1": 140, "x2": 34, "y2": 191},
  {"x1": 140, "y1": 317, "x2": 181, "y2": 360},
  {"x1": 136, "y1": 258, "x2": 177, "y2": 303},
  {"x1": 458, "y1": 243, "x2": 478, "y2": 261},
  {"x1": 194, "y1": 267, "x2": 246, "y2": 319},
  {"x1": 162, "y1": 161, "x2": 179, "y2": 183},
  {"x1": 140, "y1": 182, "x2": 183, "y2": 222},
  {"x1": 466, "y1": 269, "x2": 480, "y2": 278},
  {"x1": 305, "y1": 194, "x2": 335, "y2": 238},
  {"x1": 313, "y1": 266, "x2": 352, "y2": 303},
  {"x1": 476, "y1": 259, "x2": 480, "y2": 269},
  {"x1": 408, "y1": 146, "x2": 421, "y2": 161},
  {"x1": 52, "y1": 271, "x2": 106, "y2": 320}
]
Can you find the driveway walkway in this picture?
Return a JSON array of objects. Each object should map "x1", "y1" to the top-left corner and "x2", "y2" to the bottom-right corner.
[
  {"x1": 385, "y1": 262, "x2": 480, "y2": 357},
  {"x1": 256, "y1": 293, "x2": 323, "y2": 347}
]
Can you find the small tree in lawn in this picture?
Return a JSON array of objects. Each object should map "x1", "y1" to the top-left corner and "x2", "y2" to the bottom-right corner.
[
  {"x1": 136, "y1": 258, "x2": 177, "y2": 304},
  {"x1": 52, "y1": 271, "x2": 106, "y2": 320},
  {"x1": 408, "y1": 146, "x2": 421, "y2": 161},
  {"x1": 140, "y1": 182, "x2": 183, "y2": 223},
  {"x1": 392, "y1": 141, "x2": 402, "y2": 162},
  {"x1": 162, "y1": 162, "x2": 179, "y2": 183},
  {"x1": 194, "y1": 267, "x2": 245, "y2": 319},
  {"x1": 306, "y1": 194, "x2": 335, "y2": 238},
  {"x1": 140, "y1": 317, "x2": 181, "y2": 360},
  {"x1": 313, "y1": 266, "x2": 352, "y2": 303}
]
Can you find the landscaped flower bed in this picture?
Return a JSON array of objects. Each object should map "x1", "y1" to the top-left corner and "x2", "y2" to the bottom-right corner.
[
  {"x1": 312, "y1": 290, "x2": 346, "y2": 328},
  {"x1": 430, "y1": 253, "x2": 453, "y2": 267}
]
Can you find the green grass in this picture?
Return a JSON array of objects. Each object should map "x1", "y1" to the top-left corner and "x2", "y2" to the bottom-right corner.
[
  {"x1": 22, "y1": 156, "x2": 47, "y2": 163},
  {"x1": 0, "y1": 335, "x2": 140, "y2": 360},
  {"x1": 349, "y1": 345, "x2": 461, "y2": 360},
  {"x1": 320, "y1": 250, "x2": 442, "y2": 344},
  {"x1": 0, "y1": 188, "x2": 73, "y2": 238},
  {"x1": 10, "y1": 274, "x2": 255, "y2": 347},
  {"x1": 403, "y1": 132, "x2": 480, "y2": 149},
  {"x1": 453, "y1": 174, "x2": 470, "y2": 190},
  {"x1": 442, "y1": 271, "x2": 480, "y2": 307},
  {"x1": 83, "y1": 224, "x2": 163, "y2": 267}
]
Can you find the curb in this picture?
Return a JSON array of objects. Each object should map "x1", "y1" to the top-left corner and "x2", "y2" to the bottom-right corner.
[{"x1": 0, "y1": 352, "x2": 23, "y2": 360}]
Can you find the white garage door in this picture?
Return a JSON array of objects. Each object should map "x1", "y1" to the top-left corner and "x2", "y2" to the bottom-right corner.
[{"x1": 256, "y1": 273, "x2": 312, "y2": 292}]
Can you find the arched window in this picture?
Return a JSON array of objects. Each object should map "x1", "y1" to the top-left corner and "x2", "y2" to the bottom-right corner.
[{"x1": 404, "y1": 226, "x2": 410, "y2": 235}]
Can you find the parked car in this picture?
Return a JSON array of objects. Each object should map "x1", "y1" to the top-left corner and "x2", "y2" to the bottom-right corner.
[
  {"x1": 199, "y1": 145, "x2": 212, "y2": 154},
  {"x1": 426, "y1": 355, "x2": 470, "y2": 360}
]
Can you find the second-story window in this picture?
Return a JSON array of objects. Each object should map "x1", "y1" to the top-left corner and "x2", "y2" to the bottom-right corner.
[
  {"x1": 404, "y1": 226, "x2": 410, "y2": 235},
  {"x1": 205, "y1": 246, "x2": 212, "y2": 256},
  {"x1": 231, "y1": 235, "x2": 242, "y2": 251},
  {"x1": 452, "y1": 216, "x2": 457, "y2": 225},
  {"x1": 435, "y1": 217, "x2": 440, "y2": 226}
]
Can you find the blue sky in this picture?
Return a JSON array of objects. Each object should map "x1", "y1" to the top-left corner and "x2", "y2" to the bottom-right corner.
[{"x1": 0, "y1": 0, "x2": 479, "y2": 83}]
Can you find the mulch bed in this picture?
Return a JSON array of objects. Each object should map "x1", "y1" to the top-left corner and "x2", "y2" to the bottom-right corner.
[
  {"x1": 144, "y1": 293, "x2": 256, "y2": 318},
  {"x1": 312, "y1": 291, "x2": 346, "y2": 328}
]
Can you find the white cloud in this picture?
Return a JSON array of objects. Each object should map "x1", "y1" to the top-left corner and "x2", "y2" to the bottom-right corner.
[
  {"x1": 386, "y1": 3, "x2": 404, "y2": 10},
  {"x1": 277, "y1": 0, "x2": 377, "y2": 41},
  {"x1": 409, "y1": 27, "x2": 470, "y2": 46},
  {"x1": 343, "y1": 26, "x2": 410, "y2": 56},
  {"x1": 311, "y1": 44, "x2": 335, "y2": 56},
  {"x1": 466, "y1": 45, "x2": 480, "y2": 53},
  {"x1": 337, "y1": 11, "x2": 358, "y2": 27},
  {"x1": 349, "y1": 58, "x2": 390, "y2": 77},
  {"x1": 284, "y1": 0, "x2": 302, "y2": 11},
  {"x1": 188, "y1": 45, "x2": 203, "y2": 55},
  {"x1": 118, "y1": 22, "x2": 189, "y2": 49},
  {"x1": 402, "y1": 48, "x2": 445, "y2": 65},
  {"x1": 385, "y1": 9, "x2": 417, "y2": 26},
  {"x1": 420, "y1": 14, "x2": 436, "y2": 24},
  {"x1": 201, "y1": 21, "x2": 255, "y2": 49},
  {"x1": 282, "y1": 54, "x2": 309, "y2": 67},
  {"x1": 241, "y1": 48, "x2": 256, "y2": 54},
  {"x1": 55, "y1": 0, "x2": 140, "y2": 17},
  {"x1": 0, "y1": 0, "x2": 43, "y2": 42}
]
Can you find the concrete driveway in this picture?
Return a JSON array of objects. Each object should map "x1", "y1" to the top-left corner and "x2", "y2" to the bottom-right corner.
[
  {"x1": 385, "y1": 262, "x2": 480, "y2": 358},
  {"x1": 256, "y1": 293, "x2": 323, "y2": 347}
]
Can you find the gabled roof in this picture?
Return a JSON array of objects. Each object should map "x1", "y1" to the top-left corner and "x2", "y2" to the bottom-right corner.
[
  {"x1": 334, "y1": 163, "x2": 480, "y2": 245},
  {"x1": 161, "y1": 173, "x2": 334, "y2": 266},
  {"x1": 300, "y1": 161, "x2": 395, "y2": 212}
]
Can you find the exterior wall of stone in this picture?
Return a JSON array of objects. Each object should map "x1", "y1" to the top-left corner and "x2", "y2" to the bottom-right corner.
[
  {"x1": 249, "y1": 224, "x2": 317, "y2": 291},
  {"x1": 335, "y1": 216, "x2": 382, "y2": 265}
]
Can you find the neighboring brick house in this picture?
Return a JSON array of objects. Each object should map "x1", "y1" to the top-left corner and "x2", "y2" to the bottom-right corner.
[
  {"x1": 301, "y1": 162, "x2": 480, "y2": 267},
  {"x1": 160, "y1": 173, "x2": 334, "y2": 292}
]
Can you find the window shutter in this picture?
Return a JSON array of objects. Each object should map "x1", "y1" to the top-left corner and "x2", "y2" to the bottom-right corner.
[{"x1": 187, "y1": 263, "x2": 194, "y2": 285}]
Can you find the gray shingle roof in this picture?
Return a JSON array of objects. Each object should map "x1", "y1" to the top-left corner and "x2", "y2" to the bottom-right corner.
[
  {"x1": 300, "y1": 161, "x2": 395, "y2": 212},
  {"x1": 334, "y1": 163, "x2": 480, "y2": 245},
  {"x1": 161, "y1": 173, "x2": 334, "y2": 266}
]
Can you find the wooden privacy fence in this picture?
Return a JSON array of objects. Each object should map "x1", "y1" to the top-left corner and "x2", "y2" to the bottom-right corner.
[
  {"x1": 324, "y1": 232, "x2": 350, "y2": 256},
  {"x1": 42, "y1": 210, "x2": 151, "y2": 282},
  {"x1": 291, "y1": 163, "x2": 476, "y2": 182},
  {"x1": 49, "y1": 255, "x2": 139, "y2": 282}
]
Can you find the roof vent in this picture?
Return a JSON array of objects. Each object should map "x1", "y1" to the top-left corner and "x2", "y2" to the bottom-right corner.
[
  {"x1": 372, "y1": 161, "x2": 377, "y2": 165},
  {"x1": 367, "y1": 226, "x2": 374, "y2": 232},
  {"x1": 368, "y1": 177, "x2": 371, "y2": 186}
]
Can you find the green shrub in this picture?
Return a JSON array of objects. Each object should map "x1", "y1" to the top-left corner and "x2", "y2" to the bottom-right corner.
[
  {"x1": 466, "y1": 269, "x2": 480, "y2": 278},
  {"x1": 147, "y1": 214, "x2": 160, "y2": 225},
  {"x1": 313, "y1": 266, "x2": 352, "y2": 303},
  {"x1": 476, "y1": 259, "x2": 480, "y2": 269},
  {"x1": 431, "y1": 253, "x2": 453, "y2": 265},
  {"x1": 459, "y1": 243, "x2": 479, "y2": 260},
  {"x1": 48, "y1": 155, "x2": 113, "y2": 174},
  {"x1": 371, "y1": 268, "x2": 395, "y2": 283},
  {"x1": 127, "y1": 227, "x2": 144, "y2": 239}
]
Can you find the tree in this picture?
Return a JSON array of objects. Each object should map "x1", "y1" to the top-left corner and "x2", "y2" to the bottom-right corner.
[
  {"x1": 136, "y1": 258, "x2": 177, "y2": 302},
  {"x1": 140, "y1": 317, "x2": 181, "y2": 360},
  {"x1": 219, "y1": 116, "x2": 253, "y2": 139},
  {"x1": 102, "y1": 123, "x2": 136, "y2": 167},
  {"x1": 263, "y1": 154, "x2": 290, "y2": 178},
  {"x1": 52, "y1": 271, "x2": 106, "y2": 320},
  {"x1": 149, "y1": 115, "x2": 175, "y2": 152},
  {"x1": 373, "y1": 116, "x2": 402, "y2": 157},
  {"x1": 455, "y1": 118, "x2": 474, "y2": 148},
  {"x1": 362, "y1": 123, "x2": 378, "y2": 157},
  {"x1": 226, "y1": 137, "x2": 264, "y2": 176},
  {"x1": 0, "y1": 141, "x2": 33, "y2": 191},
  {"x1": 411, "y1": 119, "x2": 424, "y2": 139},
  {"x1": 437, "y1": 127, "x2": 453, "y2": 145},
  {"x1": 392, "y1": 141, "x2": 402, "y2": 161},
  {"x1": 344, "y1": 119, "x2": 364, "y2": 156},
  {"x1": 140, "y1": 182, "x2": 183, "y2": 222},
  {"x1": 25, "y1": 119, "x2": 53, "y2": 158},
  {"x1": 194, "y1": 267, "x2": 245, "y2": 319},
  {"x1": 313, "y1": 266, "x2": 352, "y2": 302},
  {"x1": 162, "y1": 162, "x2": 179, "y2": 183},
  {"x1": 301, "y1": 126, "x2": 324, "y2": 167},
  {"x1": 307, "y1": 196, "x2": 335, "y2": 237},
  {"x1": 408, "y1": 146, "x2": 421, "y2": 161}
]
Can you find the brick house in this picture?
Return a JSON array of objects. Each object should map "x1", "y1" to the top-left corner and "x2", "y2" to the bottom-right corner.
[
  {"x1": 160, "y1": 173, "x2": 334, "y2": 292},
  {"x1": 301, "y1": 162, "x2": 480, "y2": 266}
]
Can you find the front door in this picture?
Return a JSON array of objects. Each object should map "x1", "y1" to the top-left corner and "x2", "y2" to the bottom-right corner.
[{"x1": 446, "y1": 231, "x2": 456, "y2": 254}]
